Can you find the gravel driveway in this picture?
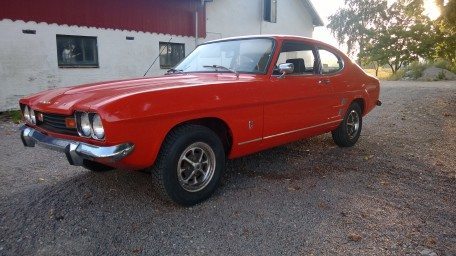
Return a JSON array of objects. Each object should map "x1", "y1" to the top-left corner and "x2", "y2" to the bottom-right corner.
[{"x1": 0, "y1": 81, "x2": 455, "y2": 255}]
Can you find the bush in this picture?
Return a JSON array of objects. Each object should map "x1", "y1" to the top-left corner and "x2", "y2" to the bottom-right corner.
[
  {"x1": 387, "y1": 69, "x2": 406, "y2": 80},
  {"x1": 374, "y1": 59, "x2": 455, "y2": 81},
  {"x1": 437, "y1": 69, "x2": 446, "y2": 80},
  {"x1": 433, "y1": 59, "x2": 456, "y2": 73},
  {"x1": 403, "y1": 61, "x2": 429, "y2": 79}
]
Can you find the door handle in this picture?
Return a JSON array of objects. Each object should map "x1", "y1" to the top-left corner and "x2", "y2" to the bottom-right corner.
[{"x1": 318, "y1": 79, "x2": 331, "y2": 85}]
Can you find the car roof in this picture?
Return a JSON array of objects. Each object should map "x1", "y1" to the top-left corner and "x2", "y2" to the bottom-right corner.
[
  {"x1": 201, "y1": 35, "x2": 345, "y2": 58},
  {"x1": 204, "y1": 35, "x2": 319, "y2": 44}
]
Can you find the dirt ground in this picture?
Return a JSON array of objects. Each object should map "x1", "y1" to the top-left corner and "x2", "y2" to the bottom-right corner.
[{"x1": 0, "y1": 81, "x2": 455, "y2": 255}]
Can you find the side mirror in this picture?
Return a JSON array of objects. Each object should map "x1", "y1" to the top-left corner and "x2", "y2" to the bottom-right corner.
[{"x1": 278, "y1": 63, "x2": 294, "y2": 79}]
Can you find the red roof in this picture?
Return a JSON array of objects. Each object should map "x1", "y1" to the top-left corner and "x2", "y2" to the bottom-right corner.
[{"x1": 0, "y1": 0, "x2": 206, "y2": 37}]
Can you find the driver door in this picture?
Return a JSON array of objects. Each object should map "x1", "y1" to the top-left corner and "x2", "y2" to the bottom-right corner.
[{"x1": 263, "y1": 40, "x2": 337, "y2": 140}]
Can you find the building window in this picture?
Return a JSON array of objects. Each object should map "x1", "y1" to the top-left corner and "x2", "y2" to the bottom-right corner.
[
  {"x1": 264, "y1": 0, "x2": 277, "y2": 23},
  {"x1": 56, "y1": 35, "x2": 99, "y2": 68},
  {"x1": 159, "y1": 42, "x2": 185, "y2": 69}
]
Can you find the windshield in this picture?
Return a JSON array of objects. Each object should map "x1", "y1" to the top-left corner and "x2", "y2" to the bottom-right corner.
[{"x1": 175, "y1": 38, "x2": 274, "y2": 74}]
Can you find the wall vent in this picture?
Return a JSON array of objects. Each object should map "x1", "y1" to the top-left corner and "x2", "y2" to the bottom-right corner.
[{"x1": 22, "y1": 29, "x2": 36, "y2": 34}]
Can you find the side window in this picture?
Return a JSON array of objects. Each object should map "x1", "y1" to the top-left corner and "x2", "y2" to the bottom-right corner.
[
  {"x1": 318, "y1": 49, "x2": 343, "y2": 74},
  {"x1": 56, "y1": 35, "x2": 98, "y2": 68},
  {"x1": 274, "y1": 41, "x2": 317, "y2": 75},
  {"x1": 159, "y1": 42, "x2": 185, "y2": 69}
]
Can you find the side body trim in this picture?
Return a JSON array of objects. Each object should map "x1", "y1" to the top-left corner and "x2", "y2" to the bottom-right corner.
[{"x1": 237, "y1": 119, "x2": 342, "y2": 145}]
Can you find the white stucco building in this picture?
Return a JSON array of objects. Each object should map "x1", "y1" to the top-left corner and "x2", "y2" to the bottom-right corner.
[
  {"x1": 205, "y1": 0, "x2": 321, "y2": 40},
  {"x1": 0, "y1": 0, "x2": 323, "y2": 110}
]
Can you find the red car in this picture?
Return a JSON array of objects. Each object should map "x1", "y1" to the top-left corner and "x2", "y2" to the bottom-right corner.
[{"x1": 20, "y1": 35, "x2": 381, "y2": 205}]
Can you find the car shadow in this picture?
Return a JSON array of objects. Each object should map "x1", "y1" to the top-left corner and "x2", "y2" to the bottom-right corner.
[
  {"x1": 5, "y1": 127, "x2": 452, "y2": 217},
  {"x1": 224, "y1": 133, "x2": 352, "y2": 180},
  {"x1": 3, "y1": 133, "x2": 353, "y2": 220}
]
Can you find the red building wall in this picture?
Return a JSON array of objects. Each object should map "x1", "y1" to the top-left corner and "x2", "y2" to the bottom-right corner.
[{"x1": 0, "y1": 0, "x2": 206, "y2": 37}]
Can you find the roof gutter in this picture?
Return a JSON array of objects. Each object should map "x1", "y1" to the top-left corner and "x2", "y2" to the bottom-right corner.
[{"x1": 302, "y1": 0, "x2": 324, "y2": 26}]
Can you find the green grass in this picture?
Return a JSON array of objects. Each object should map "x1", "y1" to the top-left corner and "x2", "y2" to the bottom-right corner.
[
  {"x1": 364, "y1": 68, "x2": 396, "y2": 80},
  {"x1": 0, "y1": 110, "x2": 22, "y2": 124}
]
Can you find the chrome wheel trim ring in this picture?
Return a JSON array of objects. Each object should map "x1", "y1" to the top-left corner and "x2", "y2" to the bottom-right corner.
[
  {"x1": 177, "y1": 142, "x2": 216, "y2": 192},
  {"x1": 346, "y1": 110, "x2": 360, "y2": 139}
]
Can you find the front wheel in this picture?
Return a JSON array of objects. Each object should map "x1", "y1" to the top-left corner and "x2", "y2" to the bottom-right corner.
[
  {"x1": 332, "y1": 103, "x2": 363, "y2": 147},
  {"x1": 150, "y1": 124, "x2": 226, "y2": 206}
]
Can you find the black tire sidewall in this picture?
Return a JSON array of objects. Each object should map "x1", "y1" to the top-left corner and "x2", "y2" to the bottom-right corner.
[
  {"x1": 341, "y1": 103, "x2": 363, "y2": 145},
  {"x1": 161, "y1": 127, "x2": 225, "y2": 206}
]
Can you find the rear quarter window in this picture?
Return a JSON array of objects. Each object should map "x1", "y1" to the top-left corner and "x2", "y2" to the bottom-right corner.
[{"x1": 318, "y1": 49, "x2": 344, "y2": 74}]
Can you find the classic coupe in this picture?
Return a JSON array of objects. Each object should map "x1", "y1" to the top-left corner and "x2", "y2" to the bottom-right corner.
[{"x1": 20, "y1": 35, "x2": 381, "y2": 205}]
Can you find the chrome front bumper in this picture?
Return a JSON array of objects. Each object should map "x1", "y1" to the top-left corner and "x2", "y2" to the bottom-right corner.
[{"x1": 20, "y1": 126, "x2": 134, "y2": 166}]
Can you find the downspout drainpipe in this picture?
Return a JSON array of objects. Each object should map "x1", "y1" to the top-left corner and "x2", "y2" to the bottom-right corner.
[{"x1": 195, "y1": 5, "x2": 199, "y2": 47}]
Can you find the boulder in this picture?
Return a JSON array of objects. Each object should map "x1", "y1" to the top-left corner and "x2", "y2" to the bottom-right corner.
[{"x1": 418, "y1": 67, "x2": 456, "y2": 81}]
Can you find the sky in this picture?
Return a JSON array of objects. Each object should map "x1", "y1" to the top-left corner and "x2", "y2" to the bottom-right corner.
[
  {"x1": 309, "y1": 0, "x2": 442, "y2": 53},
  {"x1": 309, "y1": 0, "x2": 345, "y2": 49}
]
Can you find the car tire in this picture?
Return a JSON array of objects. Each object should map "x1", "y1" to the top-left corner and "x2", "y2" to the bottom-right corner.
[
  {"x1": 82, "y1": 159, "x2": 115, "y2": 172},
  {"x1": 150, "y1": 124, "x2": 226, "y2": 206},
  {"x1": 332, "y1": 102, "x2": 363, "y2": 147}
]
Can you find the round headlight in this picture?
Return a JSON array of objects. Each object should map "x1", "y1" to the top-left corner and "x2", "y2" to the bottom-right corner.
[
  {"x1": 91, "y1": 114, "x2": 105, "y2": 139},
  {"x1": 23, "y1": 106, "x2": 31, "y2": 123},
  {"x1": 30, "y1": 109, "x2": 36, "y2": 124},
  {"x1": 80, "y1": 112, "x2": 92, "y2": 136}
]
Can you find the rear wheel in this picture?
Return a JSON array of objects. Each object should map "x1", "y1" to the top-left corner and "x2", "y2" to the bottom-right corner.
[
  {"x1": 150, "y1": 124, "x2": 225, "y2": 206},
  {"x1": 332, "y1": 103, "x2": 363, "y2": 147}
]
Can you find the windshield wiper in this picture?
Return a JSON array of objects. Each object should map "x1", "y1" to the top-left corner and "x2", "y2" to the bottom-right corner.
[
  {"x1": 166, "y1": 68, "x2": 184, "y2": 75},
  {"x1": 203, "y1": 65, "x2": 239, "y2": 78}
]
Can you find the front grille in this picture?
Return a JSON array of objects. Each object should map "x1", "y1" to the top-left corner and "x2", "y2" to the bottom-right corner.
[{"x1": 37, "y1": 112, "x2": 78, "y2": 136}]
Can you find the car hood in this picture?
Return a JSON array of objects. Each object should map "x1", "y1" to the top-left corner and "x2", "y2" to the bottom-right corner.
[{"x1": 21, "y1": 73, "x2": 256, "y2": 115}]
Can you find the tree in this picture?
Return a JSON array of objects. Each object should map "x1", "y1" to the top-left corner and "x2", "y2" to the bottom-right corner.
[
  {"x1": 435, "y1": 0, "x2": 456, "y2": 27},
  {"x1": 434, "y1": 0, "x2": 456, "y2": 67},
  {"x1": 364, "y1": 0, "x2": 435, "y2": 74},
  {"x1": 328, "y1": 0, "x2": 436, "y2": 74},
  {"x1": 327, "y1": 0, "x2": 387, "y2": 61}
]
